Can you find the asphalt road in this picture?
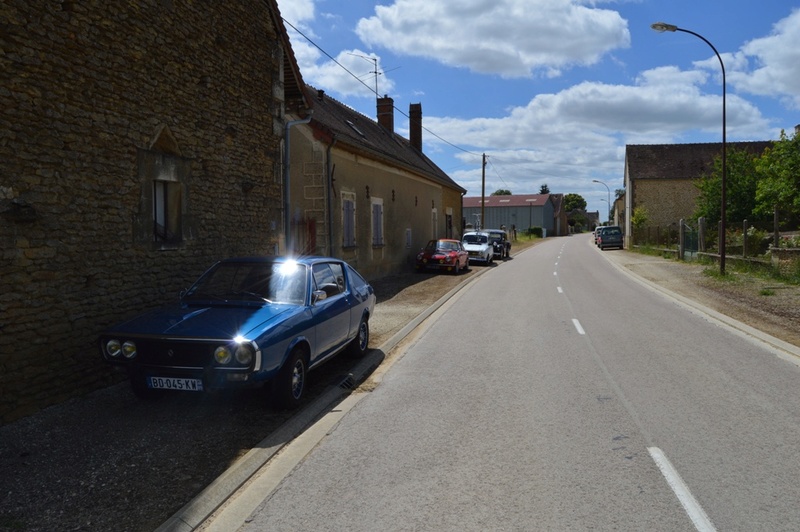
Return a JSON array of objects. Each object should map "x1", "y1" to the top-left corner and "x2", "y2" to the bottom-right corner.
[{"x1": 206, "y1": 236, "x2": 800, "y2": 531}]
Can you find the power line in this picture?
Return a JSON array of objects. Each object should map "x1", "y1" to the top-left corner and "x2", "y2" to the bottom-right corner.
[
  {"x1": 486, "y1": 156, "x2": 510, "y2": 188},
  {"x1": 282, "y1": 17, "x2": 481, "y2": 157}
]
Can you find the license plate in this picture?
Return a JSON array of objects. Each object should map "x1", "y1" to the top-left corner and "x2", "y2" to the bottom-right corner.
[{"x1": 148, "y1": 376, "x2": 204, "y2": 391}]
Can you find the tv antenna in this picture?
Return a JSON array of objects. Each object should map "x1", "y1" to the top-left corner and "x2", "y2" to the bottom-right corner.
[{"x1": 348, "y1": 53, "x2": 400, "y2": 99}]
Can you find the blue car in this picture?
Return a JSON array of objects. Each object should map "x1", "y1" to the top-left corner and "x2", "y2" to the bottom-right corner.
[{"x1": 99, "y1": 256, "x2": 376, "y2": 407}]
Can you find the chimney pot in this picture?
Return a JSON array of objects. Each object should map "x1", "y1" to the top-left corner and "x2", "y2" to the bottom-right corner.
[
  {"x1": 377, "y1": 96, "x2": 394, "y2": 132},
  {"x1": 410, "y1": 103, "x2": 422, "y2": 151}
]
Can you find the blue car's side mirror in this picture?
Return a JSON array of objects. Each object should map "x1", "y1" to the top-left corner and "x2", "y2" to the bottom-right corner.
[{"x1": 312, "y1": 290, "x2": 327, "y2": 304}]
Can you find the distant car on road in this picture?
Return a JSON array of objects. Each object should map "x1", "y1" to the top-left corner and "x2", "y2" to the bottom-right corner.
[
  {"x1": 462, "y1": 231, "x2": 493, "y2": 265},
  {"x1": 485, "y1": 229, "x2": 511, "y2": 259},
  {"x1": 100, "y1": 256, "x2": 376, "y2": 408},
  {"x1": 415, "y1": 239, "x2": 470, "y2": 274},
  {"x1": 594, "y1": 226, "x2": 604, "y2": 246},
  {"x1": 597, "y1": 225, "x2": 624, "y2": 250}
]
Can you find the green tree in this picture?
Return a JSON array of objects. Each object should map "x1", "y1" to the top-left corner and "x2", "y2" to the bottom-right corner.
[
  {"x1": 754, "y1": 129, "x2": 800, "y2": 219},
  {"x1": 563, "y1": 193, "x2": 587, "y2": 212},
  {"x1": 694, "y1": 147, "x2": 766, "y2": 225},
  {"x1": 615, "y1": 188, "x2": 625, "y2": 200},
  {"x1": 492, "y1": 189, "x2": 512, "y2": 195},
  {"x1": 539, "y1": 184, "x2": 550, "y2": 194}
]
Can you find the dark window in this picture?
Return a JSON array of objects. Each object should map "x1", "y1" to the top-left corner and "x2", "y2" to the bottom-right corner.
[
  {"x1": 153, "y1": 180, "x2": 181, "y2": 243},
  {"x1": 372, "y1": 201, "x2": 384, "y2": 246},
  {"x1": 343, "y1": 196, "x2": 356, "y2": 247}
]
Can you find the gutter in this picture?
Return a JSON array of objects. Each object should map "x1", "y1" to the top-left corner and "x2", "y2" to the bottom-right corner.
[
  {"x1": 284, "y1": 114, "x2": 313, "y2": 254},
  {"x1": 326, "y1": 135, "x2": 338, "y2": 256}
]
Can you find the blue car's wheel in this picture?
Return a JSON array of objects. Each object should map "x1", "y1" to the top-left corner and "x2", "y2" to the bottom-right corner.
[
  {"x1": 273, "y1": 347, "x2": 307, "y2": 409},
  {"x1": 348, "y1": 317, "x2": 370, "y2": 358}
]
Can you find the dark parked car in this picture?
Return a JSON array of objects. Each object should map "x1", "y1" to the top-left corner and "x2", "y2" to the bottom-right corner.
[
  {"x1": 597, "y1": 225, "x2": 624, "y2": 250},
  {"x1": 415, "y1": 238, "x2": 470, "y2": 274},
  {"x1": 99, "y1": 256, "x2": 376, "y2": 407},
  {"x1": 485, "y1": 229, "x2": 511, "y2": 259}
]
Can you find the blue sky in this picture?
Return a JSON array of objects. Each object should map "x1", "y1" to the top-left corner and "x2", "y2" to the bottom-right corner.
[{"x1": 277, "y1": 0, "x2": 800, "y2": 221}]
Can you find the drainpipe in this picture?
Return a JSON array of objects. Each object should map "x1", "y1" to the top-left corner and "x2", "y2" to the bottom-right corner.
[
  {"x1": 326, "y1": 135, "x2": 337, "y2": 256},
  {"x1": 284, "y1": 113, "x2": 313, "y2": 255}
]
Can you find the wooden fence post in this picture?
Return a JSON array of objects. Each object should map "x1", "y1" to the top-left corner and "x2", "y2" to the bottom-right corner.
[
  {"x1": 698, "y1": 217, "x2": 706, "y2": 252},
  {"x1": 742, "y1": 219, "x2": 748, "y2": 257}
]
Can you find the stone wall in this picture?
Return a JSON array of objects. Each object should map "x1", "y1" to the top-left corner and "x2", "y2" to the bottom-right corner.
[
  {"x1": 632, "y1": 178, "x2": 700, "y2": 228},
  {"x1": 1, "y1": 1, "x2": 287, "y2": 423}
]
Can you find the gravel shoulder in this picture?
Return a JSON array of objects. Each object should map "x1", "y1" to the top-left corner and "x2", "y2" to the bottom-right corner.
[{"x1": 1, "y1": 238, "x2": 798, "y2": 532}]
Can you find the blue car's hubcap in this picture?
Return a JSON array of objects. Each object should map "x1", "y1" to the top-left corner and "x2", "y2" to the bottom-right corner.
[
  {"x1": 358, "y1": 322, "x2": 368, "y2": 350},
  {"x1": 291, "y1": 360, "x2": 305, "y2": 399}
]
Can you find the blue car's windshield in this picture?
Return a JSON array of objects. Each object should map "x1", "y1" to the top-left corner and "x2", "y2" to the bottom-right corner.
[{"x1": 185, "y1": 261, "x2": 308, "y2": 305}]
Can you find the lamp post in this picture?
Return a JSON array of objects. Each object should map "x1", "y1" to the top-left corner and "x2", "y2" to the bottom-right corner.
[
  {"x1": 651, "y1": 22, "x2": 726, "y2": 274},
  {"x1": 592, "y1": 179, "x2": 611, "y2": 223}
]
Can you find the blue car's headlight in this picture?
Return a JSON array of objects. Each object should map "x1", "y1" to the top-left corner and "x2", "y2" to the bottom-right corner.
[
  {"x1": 214, "y1": 346, "x2": 233, "y2": 365},
  {"x1": 105, "y1": 339, "x2": 122, "y2": 358},
  {"x1": 235, "y1": 344, "x2": 254, "y2": 365},
  {"x1": 122, "y1": 341, "x2": 137, "y2": 359}
]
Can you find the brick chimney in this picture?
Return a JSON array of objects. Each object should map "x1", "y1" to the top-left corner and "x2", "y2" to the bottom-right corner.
[
  {"x1": 377, "y1": 95, "x2": 394, "y2": 132},
  {"x1": 409, "y1": 103, "x2": 422, "y2": 151}
]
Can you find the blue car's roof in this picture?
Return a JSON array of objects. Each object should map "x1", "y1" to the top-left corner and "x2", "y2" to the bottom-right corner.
[{"x1": 219, "y1": 256, "x2": 342, "y2": 266}]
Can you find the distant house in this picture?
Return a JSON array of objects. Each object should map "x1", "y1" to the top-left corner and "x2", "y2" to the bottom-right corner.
[
  {"x1": 286, "y1": 89, "x2": 466, "y2": 279},
  {"x1": 611, "y1": 193, "x2": 625, "y2": 227},
  {"x1": 0, "y1": 0, "x2": 308, "y2": 423},
  {"x1": 586, "y1": 210, "x2": 600, "y2": 230},
  {"x1": 623, "y1": 142, "x2": 772, "y2": 245},
  {"x1": 462, "y1": 194, "x2": 567, "y2": 236}
]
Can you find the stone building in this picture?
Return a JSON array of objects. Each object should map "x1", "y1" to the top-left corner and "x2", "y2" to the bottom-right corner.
[
  {"x1": 288, "y1": 89, "x2": 466, "y2": 279},
  {"x1": 623, "y1": 142, "x2": 772, "y2": 246},
  {"x1": 0, "y1": 1, "x2": 308, "y2": 423}
]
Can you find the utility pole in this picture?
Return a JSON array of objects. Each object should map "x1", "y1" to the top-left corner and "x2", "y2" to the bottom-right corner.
[{"x1": 480, "y1": 153, "x2": 487, "y2": 230}]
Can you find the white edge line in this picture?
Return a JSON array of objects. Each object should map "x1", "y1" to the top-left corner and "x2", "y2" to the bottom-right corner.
[
  {"x1": 572, "y1": 319, "x2": 585, "y2": 335},
  {"x1": 648, "y1": 447, "x2": 716, "y2": 532}
]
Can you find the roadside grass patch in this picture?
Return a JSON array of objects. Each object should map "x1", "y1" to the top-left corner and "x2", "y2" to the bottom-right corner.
[
  {"x1": 633, "y1": 244, "x2": 666, "y2": 257},
  {"x1": 759, "y1": 288, "x2": 776, "y2": 296},
  {"x1": 702, "y1": 268, "x2": 740, "y2": 282}
]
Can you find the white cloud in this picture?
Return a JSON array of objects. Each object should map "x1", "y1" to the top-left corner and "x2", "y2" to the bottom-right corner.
[
  {"x1": 427, "y1": 66, "x2": 765, "y2": 150},
  {"x1": 728, "y1": 9, "x2": 800, "y2": 109},
  {"x1": 354, "y1": 0, "x2": 630, "y2": 78},
  {"x1": 423, "y1": 65, "x2": 770, "y2": 196},
  {"x1": 278, "y1": 0, "x2": 396, "y2": 100},
  {"x1": 277, "y1": 0, "x2": 315, "y2": 27},
  {"x1": 298, "y1": 49, "x2": 397, "y2": 99}
]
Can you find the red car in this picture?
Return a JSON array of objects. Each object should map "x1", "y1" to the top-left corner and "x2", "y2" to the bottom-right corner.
[{"x1": 415, "y1": 239, "x2": 470, "y2": 274}]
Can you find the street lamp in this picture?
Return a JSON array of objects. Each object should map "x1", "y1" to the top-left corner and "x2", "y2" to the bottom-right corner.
[
  {"x1": 592, "y1": 179, "x2": 611, "y2": 223},
  {"x1": 651, "y1": 22, "x2": 726, "y2": 274}
]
